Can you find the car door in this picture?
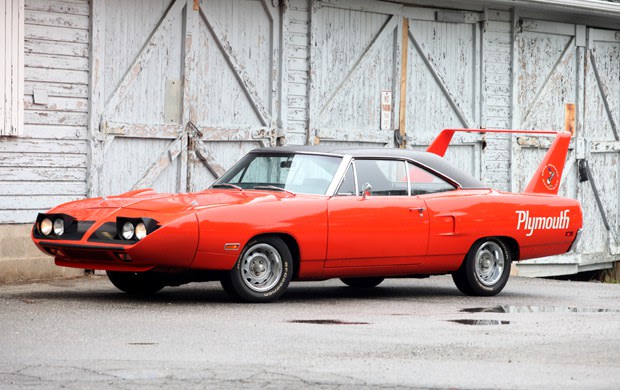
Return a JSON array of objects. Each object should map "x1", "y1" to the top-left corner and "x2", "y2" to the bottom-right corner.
[{"x1": 326, "y1": 158, "x2": 430, "y2": 268}]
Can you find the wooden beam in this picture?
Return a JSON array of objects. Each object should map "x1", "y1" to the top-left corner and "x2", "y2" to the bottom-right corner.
[
  {"x1": 564, "y1": 103, "x2": 575, "y2": 137},
  {"x1": 195, "y1": 126, "x2": 272, "y2": 141},
  {"x1": 87, "y1": 0, "x2": 106, "y2": 197},
  {"x1": 179, "y1": 0, "x2": 200, "y2": 193},
  {"x1": 100, "y1": 134, "x2": 115, "y2": 164},
  {"x1": 199, "y1": 4, "x2": 270, "y2": 127},
  {"x1": 520, "y1": 36, "x2": 575, "y2": 127},
  {"x1": 589, "y1": 51, "x2": 620, "y2": 142},
  {"x1": 195, "y1": 141, "x2": 227, "y2": 178},
  {"x1": 318, "y1": 15, "x2": 398, "y2": 117},
  {"x1": 590, "y1": 141, "x2": 620, "y2": 153},
  {"x1": 409, "y1": 30, "x2": 474, "y2": 129},
  {"x1": 103, "y1": 122, "x2": 183, "y2": 139},
  {"x1": 132, "y1": 136, "x2": 183, "y2": 190},
  {"x1": 398, "y1": 17, "x2": 408, "y2": 148},
  {"x1": 316, "y1": 128, "x2": 393, "y2": 144},
  {"x1": 102, "y1": 0, "x2": 185, "y2": 121}
]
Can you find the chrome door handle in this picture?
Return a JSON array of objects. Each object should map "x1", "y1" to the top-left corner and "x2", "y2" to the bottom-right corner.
[{"x1": 410, "y1": 207, "x2": 425, "y2": 214}]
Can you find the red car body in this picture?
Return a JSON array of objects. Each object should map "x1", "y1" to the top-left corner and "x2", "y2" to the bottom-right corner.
[{"x1": 32, "y1": 129, "x2": 582, "y2": 302}]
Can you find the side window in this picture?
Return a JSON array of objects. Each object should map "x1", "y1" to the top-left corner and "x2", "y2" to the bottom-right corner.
[
  {"x1": 336, "y1": 163, "x2": 356, "y2": 195},
  {"x1": 407, "y1": 162, "x2": 455, "y2": 195},
  {"x1": 355, "y1": 159, "x2": 408, "y2": 196}
]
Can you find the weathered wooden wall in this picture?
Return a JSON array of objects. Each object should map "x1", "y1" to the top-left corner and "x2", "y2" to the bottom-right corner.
[{"x1": 0, "y1": 0, "x2": 89, "y2": 223}]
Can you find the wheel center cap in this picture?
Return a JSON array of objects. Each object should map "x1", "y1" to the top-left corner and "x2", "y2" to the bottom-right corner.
[
  {"x1": 250, "y1": 257, "x2": 267, "y2": 276},
  {"x1": 481, "y1": 256, "x2": 492, "y2": 271}
]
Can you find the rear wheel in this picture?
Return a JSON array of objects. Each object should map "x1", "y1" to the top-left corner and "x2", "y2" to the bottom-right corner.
[
  {"x1": 340, "y1": 277, "x2": 384, "y2": 288},
  {"x1": 452, "y1": 238, "x2": 511, "y2": 296},
  {"x1": 106, "y1": 271, "x2": 166, "y2": 295},
  {"x1": 222, "y1": 236, "x2": 293, "y2": 303}
]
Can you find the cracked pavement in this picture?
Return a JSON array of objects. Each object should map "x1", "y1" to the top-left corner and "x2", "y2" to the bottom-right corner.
[{"x1": 1, "y1": 275, "x2": 619, "y2": 389}]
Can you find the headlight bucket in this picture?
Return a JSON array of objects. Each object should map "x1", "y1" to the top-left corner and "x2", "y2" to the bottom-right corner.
[
  {"x1": 116, "y1": 217, "x2": 159, "y2": 242},
  {"x1": 34, "y1": 213, "x2": 77, "y2": 238}
]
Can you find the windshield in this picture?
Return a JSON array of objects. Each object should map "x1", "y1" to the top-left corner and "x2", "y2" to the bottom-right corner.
[{"x1": 212, "y1": 153, "x2": 342, "y2": 195}]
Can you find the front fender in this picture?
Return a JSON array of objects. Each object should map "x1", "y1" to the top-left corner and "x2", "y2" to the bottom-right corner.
[{"x1": 126, "y1": 212, "x2": 199, "y2": 268}]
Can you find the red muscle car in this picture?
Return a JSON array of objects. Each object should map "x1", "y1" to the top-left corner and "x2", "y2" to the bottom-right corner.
[{"x1": 32, "y1": 129, "x2": 582, "y2": 302}]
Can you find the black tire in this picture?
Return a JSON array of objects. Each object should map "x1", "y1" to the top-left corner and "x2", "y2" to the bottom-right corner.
[
  {"x1": 452, "y1": 238, "x2": 512, "y2": 296},
  {"x1": 222, "y1": 236, "x2": 293, "y2": 303},
  {"x1": 219, "y1": 276, "x2": 240, "y2": 300},
  {"x1": 340, "y1": 277, "x2": 384, "y2": 288},
  {"x1": 106, "y1": 271, "x2": 166, "y2": 295}
]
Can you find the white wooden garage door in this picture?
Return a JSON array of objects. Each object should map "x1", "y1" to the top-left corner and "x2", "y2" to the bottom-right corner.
[
  {"x1": 513, "y1": 19, "x2": 620, "y2": 260},
  {"x1": 309, "y1": 0, "x2": 482, "y2": 178},
  {"x1": 89, "y1": 0, "x2": 281, "y2": 197}
]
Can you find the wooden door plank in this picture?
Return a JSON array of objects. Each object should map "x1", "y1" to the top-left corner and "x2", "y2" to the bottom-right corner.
[
  {"x1": 179, "y1": 0, "x2": 200, "y2": 193},
  {"x1": 195, "y1": 141, "x2": 226, "y2": 178},
  {"x1": 409, "y1": 29, "x2": 474, "y2": 129},
  {"x1": 102, "y1": 0, "x2": 185, "y2": 121},
  {"x1": 398, "y1": 17, "x2": 408, "y2": 148},
  {"x1": 520, "y1": 36, "x2": 575, "y2": 126},
  {"x1": 199, "y1": 4, "x2": 270, "y2": 127},
  {"x1": 317, "y1": 15, "x2": 398, "y2": 117},
  {"x1": 131, "y1": 136, "x2": 183, "y2": 190},
  {"x1": 588, "y1": 51, "x2": 620, "y2": 141},
  {"x1": 103, "y1": 121, "x2": 183, "y2": 139},
  {"x1": 89, "y1": 0, "x2": 110, "y2": 197}
]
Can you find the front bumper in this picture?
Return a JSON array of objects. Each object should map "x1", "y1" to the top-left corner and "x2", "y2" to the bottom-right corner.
[{"x1": 36, "y1": 241, "x2": 154, "y2": 272}]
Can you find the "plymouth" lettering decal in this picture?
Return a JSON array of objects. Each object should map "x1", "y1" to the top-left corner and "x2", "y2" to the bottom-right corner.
[{"x1": 516, "y1": 209, "x2": 570, "y2": 236}]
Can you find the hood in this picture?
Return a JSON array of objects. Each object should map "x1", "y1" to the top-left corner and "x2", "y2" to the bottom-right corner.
[{"x1": 49, "y1": 188, "x2": 296, "y2": 218}]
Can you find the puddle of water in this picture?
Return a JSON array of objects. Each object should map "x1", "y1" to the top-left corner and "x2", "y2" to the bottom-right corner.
[
  {"x1": 448, "y1": 319, "x2": 510, "y2": 326},
  {"x1": 462, "y1": 306, "x2": 620, "y2": 314},
  {"x1": 289, "y1": 319, "x2": 370, "y2": 325}
]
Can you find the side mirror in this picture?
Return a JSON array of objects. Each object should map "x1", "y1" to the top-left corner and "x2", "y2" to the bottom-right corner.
[{"x1": 362, "y1": 183, "x2": 372, "y2": 199}]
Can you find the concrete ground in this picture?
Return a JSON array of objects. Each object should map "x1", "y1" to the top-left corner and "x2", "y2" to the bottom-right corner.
[{"x1": 0, "y1": 275, "x2": 619, "y2": 389}]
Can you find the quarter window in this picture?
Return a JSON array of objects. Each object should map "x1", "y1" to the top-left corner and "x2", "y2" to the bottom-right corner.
[{"x1": 407, "y1": 162, "x2": 455, "y2": 195}]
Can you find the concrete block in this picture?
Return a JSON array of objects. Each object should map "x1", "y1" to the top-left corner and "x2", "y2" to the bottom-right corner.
[
  {"x1": 0, "y1": 257, "x2": 85, "y2": 284},
  {"x1": 0, "y1": 223, "x2": 85, "y2": 284}
]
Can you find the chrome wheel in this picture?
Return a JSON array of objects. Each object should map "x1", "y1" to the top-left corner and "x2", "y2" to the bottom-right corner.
[
  {"x1": 240, "y1": 243, "x2": 283, "y2": 293},
  {"x1": 474, "y1": 241, "x2": 505, "y2": 286}
]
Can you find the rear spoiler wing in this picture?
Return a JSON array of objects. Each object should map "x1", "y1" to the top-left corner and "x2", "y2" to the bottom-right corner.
[{"x1": 426, "y1": 128, "x2": 571, "y2": 195}]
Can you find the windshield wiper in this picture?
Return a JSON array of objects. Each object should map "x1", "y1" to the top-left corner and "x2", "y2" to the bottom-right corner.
[
  {"x1": 253, "y1": 185, "x2": 295, "y2": 195},
  {"x1": 212, "y1": 183, "x2": 243, "y2": 191}
]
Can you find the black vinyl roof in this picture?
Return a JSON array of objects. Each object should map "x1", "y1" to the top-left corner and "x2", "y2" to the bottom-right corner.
[{"x1": 251, "y1": 146, "x2": 487, "y2": 189}]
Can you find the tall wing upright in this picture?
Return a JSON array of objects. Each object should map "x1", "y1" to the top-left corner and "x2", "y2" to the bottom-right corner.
[{"x1": 426, "y1": 128, "x2": 571, "y2": 195}]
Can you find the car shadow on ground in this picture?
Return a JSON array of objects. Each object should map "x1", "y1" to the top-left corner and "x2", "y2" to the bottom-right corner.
[{"x1": 2, "y1": 279, "x2": 521, "y2": 306}]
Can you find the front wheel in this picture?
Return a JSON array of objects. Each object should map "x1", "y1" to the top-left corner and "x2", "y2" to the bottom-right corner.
[
  {"x1": 106, "y1": 271, "x2": 166, "y2": 295},
  {"x1": 340, "y1": 277, "x2": 384, "y2": 288},
  {"x1": 452, "y1": 238, "x2": 511, "y2": 296},
  {"x1": 222, "y1": 236, "x2": 293, "y2": 303}
]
